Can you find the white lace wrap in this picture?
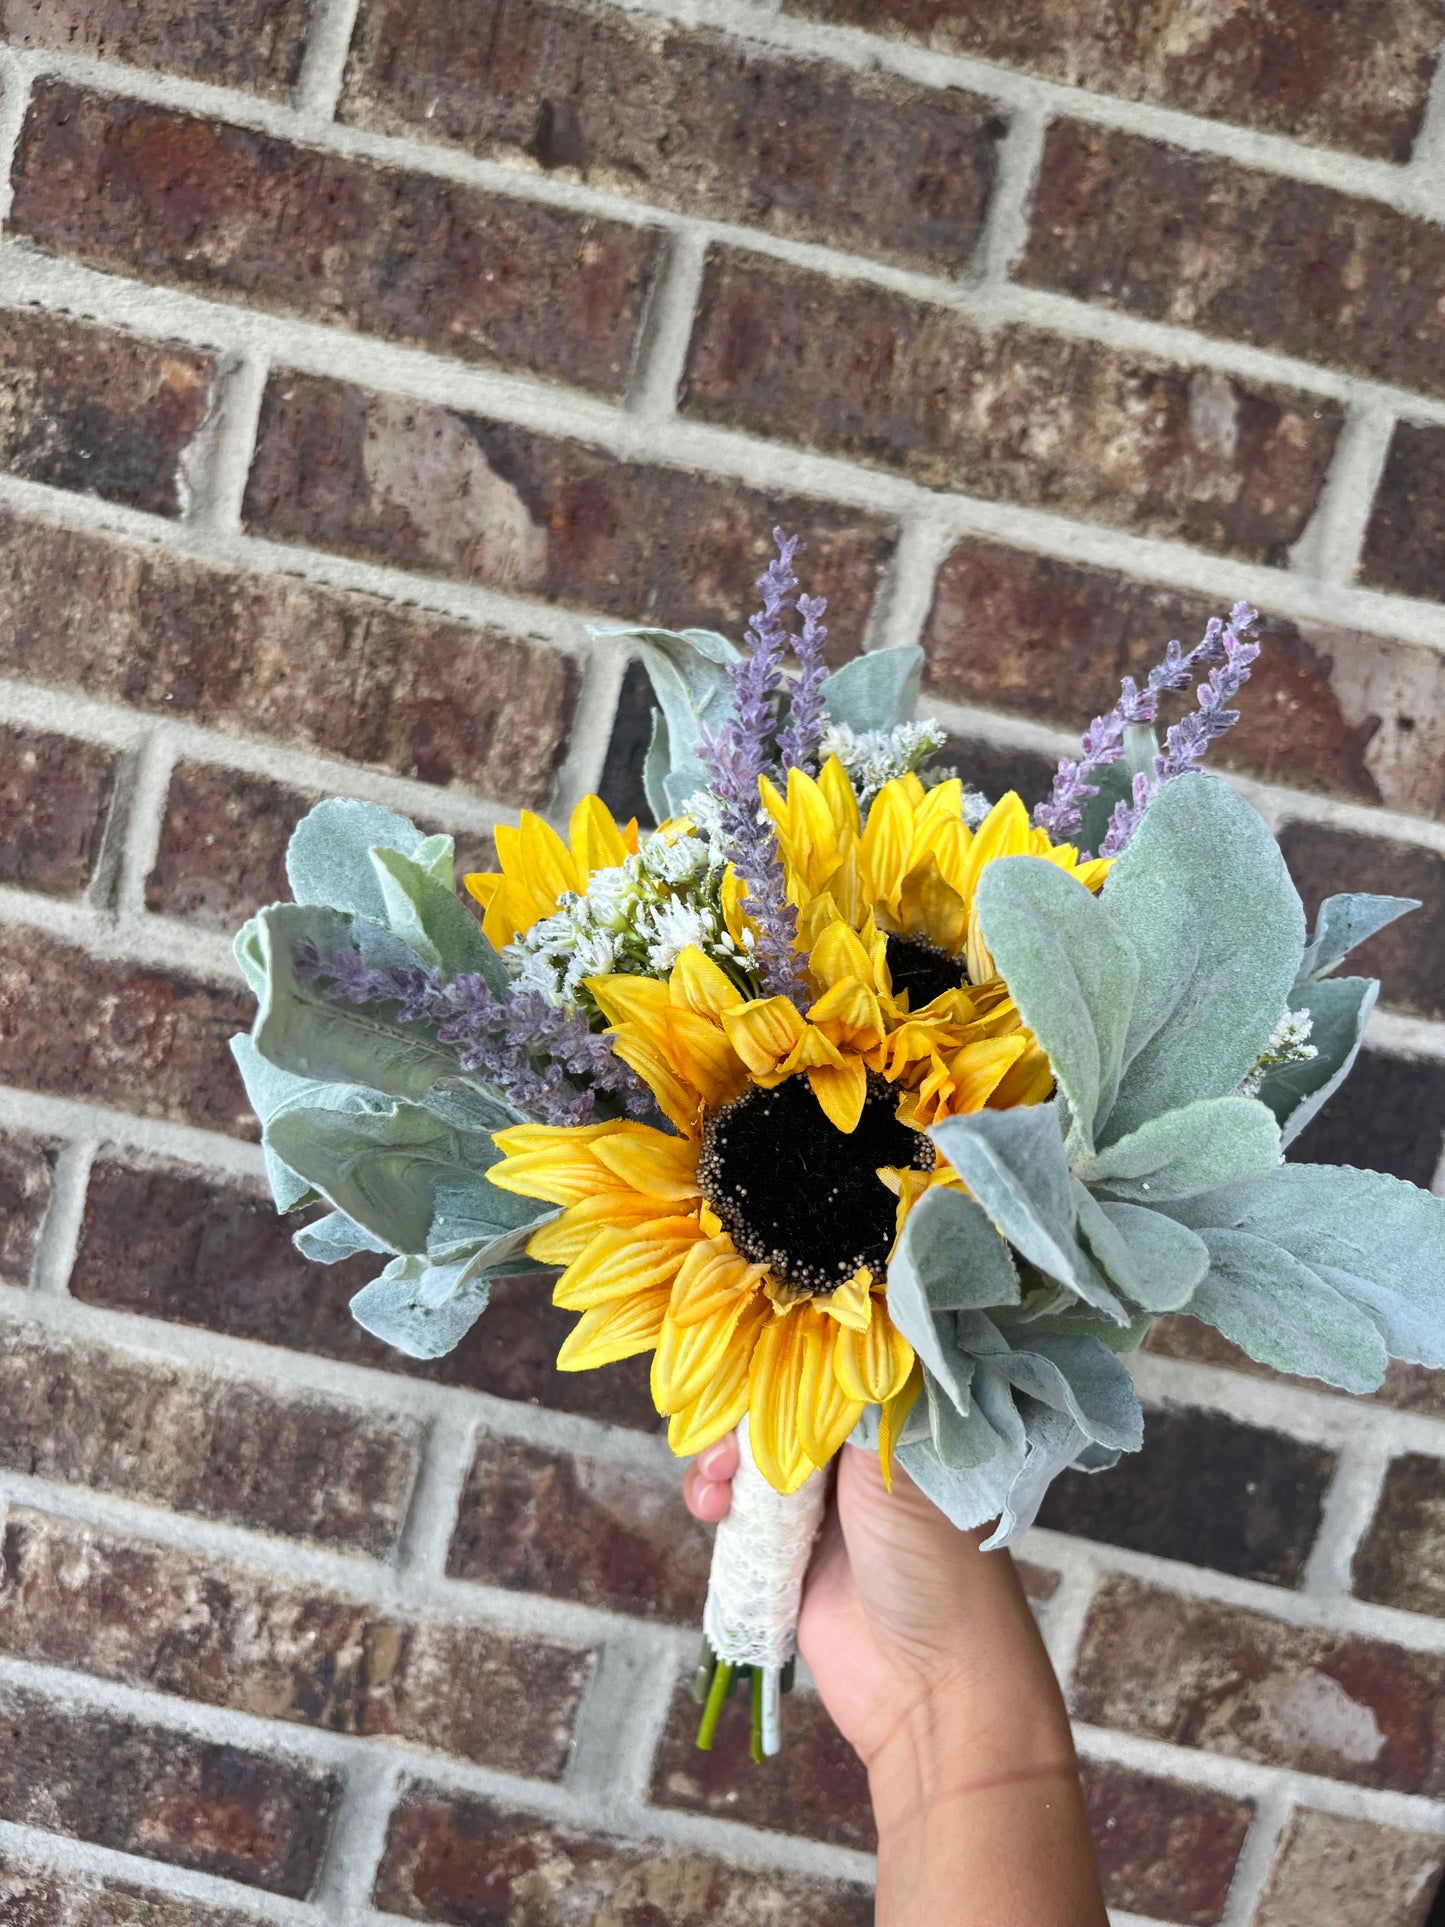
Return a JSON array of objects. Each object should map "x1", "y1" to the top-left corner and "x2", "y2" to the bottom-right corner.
[{"x1": 701, "y1": 1416, "x2": 827, "y2": 1671}]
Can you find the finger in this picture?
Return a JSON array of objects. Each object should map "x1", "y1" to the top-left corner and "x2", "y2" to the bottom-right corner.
[
  {"x1": 696, "y1": 1433, "x2": 739, "y2": 1482},
  {"x1": 682, "y1": 1457, "x2": 733, "y2": 1523}
]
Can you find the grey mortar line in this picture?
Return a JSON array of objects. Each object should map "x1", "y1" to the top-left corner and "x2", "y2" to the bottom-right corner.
[
  {"x1": 25, "y1": 1139, "x2": 94, "y2": 1296},
  {"x1": 1218, "y1": 1782, "x2": 1293, "y2": 1927},
  {"x1": 293, "y1": 0, "x2": 363, "y2": 122},
  {"x1": 1300, "y1": 1432, "x2": 1395, "y2": 1602},
  {"x1": 0, "y1": 1820, "x2": 318, "y2": 1923},
  {"x1": 308, "y1": 1753, "x2": 401, "y2": 1924},
  {"x1": 626, "y1": 225, "x2": 709, "y2": 425},
  {"x1": 1288, "y1": 398, "x2": 1401, "y2": 587},
  {"x1": 184, "y1": 348, "x2": 272, "y2": 536},
  {"x1": 0, "y1": 47, "x2": 29, "y2": 229}
]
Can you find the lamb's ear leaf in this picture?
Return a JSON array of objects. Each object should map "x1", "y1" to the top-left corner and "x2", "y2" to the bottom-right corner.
[
  {"x1": 1188, "y1": 1226, "x2": 1387, "y2": 1392},
  {"x1": 370, "y1": 846, "x2": 507, "y2": 989},
  {"x1": 885, "y1": 1188, "x2": 1018, "y2": 1411},
  {"x1": 591, "y1": 626, "x2": 739, "y2": 807},
  {"x1": 286, "y1": 799, "x2": 430, "y2": 920},
  {"x1": 1297, "y1": 892, "x2": 1419, "y2": 984},
  {"x1": 293, "y1": 1211, "x2": 394, "y2": 1264},
  {"x1": 1073, "y1": 724, "x2": 1159, "y2": 861},
  {"x1": 231, "y1": 1031, "x2": 381, "y2": 1213},
  {"x1": 929, "y1": 1105, "x2": 1129, "y2": 1323},
  {"x1": 1073, "y1": 1183, "x2": 1209, "y2": 1312},
  {"x1": 819, "y1": 645, "x2": 924, "y2": 732},
  {"x1": 1100, "y1": 776, "x2": 1305, "y2": 1142},
  {"x1": 982, "y1": 1405, "x2": 1089, "y2": 1550},
  {"x1": 1076, "y1": 1095, "x2": 1281, "y2": 1202},
  {"x1": 642, "y1": 707, "x2": 672, "y2": 824},
  {"x1": 1169, "y1": 1163, "x2": 1445, "y2": 1370},
  {"x1": 350, "y1": 1253, "x2": 491, "y2": 1358},
  {"x1": 1256, "y1": 976, "x2": 1377, "y2": 1148},
  {"x1": 989, "y1": 1327, "x2": 1144, "y2": 1453},
  {"x1": 976, "y1": 857, "x2": 1138, "y2": 1152},
  {"x1": 251, "y1": 905, "x2": 455, "y2": 1098},
  {"x1": 234, "y1": 917, "x2": 268, "y2": 996}
]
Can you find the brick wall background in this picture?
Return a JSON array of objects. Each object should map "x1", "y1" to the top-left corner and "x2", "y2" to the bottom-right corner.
[{"x1": 0, "y1": 2, "x2": 1444, "y2": 1923}]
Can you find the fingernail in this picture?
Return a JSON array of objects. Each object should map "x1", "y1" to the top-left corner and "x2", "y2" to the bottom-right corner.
[
  {"x1": 697, "y1": 1481, "x2": 730, "y2": 1521},
  {"x1": 697, "y1": 1442, "x2": 730, "y2": 1478}
]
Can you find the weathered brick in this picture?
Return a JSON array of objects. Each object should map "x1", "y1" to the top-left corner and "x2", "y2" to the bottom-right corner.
[
  {"x1": 651, "y1": 1677, "x2": 874, "y2": 1849},
  {"x1": 12, "y1": 84, "x2": 658, "y2": 396},
  {"x1": 243, "y1": 372, "x2": 894, "y2": 652},
  {"x1": 1254, "y1": 1807, "x2": 1445, "y2": 1927},
  {"x1": 1071, "y1": 1575, "x2": 1445, "y2": 1792},
  {"x1": 1353, "y1": 1456, "x2": 1445, "y2": 1620},
  {"x1": 1037, "y1": 1404, "x2": 1334, "y2": 1587},
  {"x1": 0, "y1": 0, "x2": 310, "y2": 95},
  {"x1": 924, "y1": 537, "x2": 1445, "y2": 817},
  {"x1": 1145, "y1": 1317, "x2": 1445, "y2": 1425},
  {"x1": 145, "y1": 761, "x2": 500, "y2": 933},
  {"x1": 0, "y1": 1854, "x2": 260, "y2": 1927},
  {"x1": 0, "y1": 308, "x2": 212, "y2": 514},
  {"x1": 0, "y1": 1324, "x2": 422, "y2": 1555},
  {"x1": 1361, "y1": 422, "x2": 1445, "y2": 603},
  {"x1": 0, "y1": 1683, "x2": 337, "y2": 1896},
  {"x1": 0, "y1": 1129, "x2": 54, "y2": 1283},
  {"x1": 1289, "y1": 1048, "x2": 1445, "y2": 1190},
  {"x1": 598, "y1": 659, "x2": 660, "y2": 828},
  {"x1": 0, "y1": 1508, "x2": 591, "y2": 1776},
  {"x1": 781, "y1": 0, "x2": 1438, "y2": 161},
  {"x1": 945, "y1": 735, "x2": 1062, "y2": 817},
  {"x1": 343, "y1": 0, "x2": 999, "y2": 270},
  {"x1": 72, "y1": 1157, "x2": 661, "y2": 1430},
  {"x1": 1023, "y1": 122, "x2": 1445, "y2": 396},
  {"x1": 683, "y1": 250, "x2": 1340, "y2": 563},
  {"x1": 448, "y1": 1433, "x2": 710, "y2": 1620},
  {"x1": 0, "y1": 927, "x2": 252, "y2": 1136},
  {"x1": 375, "y1": 1789, "x2": 874, "y2": 1925},
  {"x1": 1081, "y1": 1761, "x2": 1252, "y2": 1927},
  {"x1": 1278, "y1": 823, "x2": 1445, "y2": 1020},
  {"x1": 0, "y1": 723, "x2": 118, "y2": 897},
  {"x1": 0, "y1": 510, "x2": 578, "y2": 802}
]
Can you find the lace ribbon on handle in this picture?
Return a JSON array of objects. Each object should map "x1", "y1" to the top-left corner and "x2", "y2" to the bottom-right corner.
[{"x1": 702, "y1": 1415, "x2": 827, "y2": 1672}]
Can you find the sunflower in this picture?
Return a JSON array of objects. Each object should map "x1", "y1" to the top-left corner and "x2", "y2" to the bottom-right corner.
[
  {"x1": 464, "y1": 796, "x2": 639, "y2": 951},
  {"x1": 489, "y1": 944, "x2": 939, "y2": 1494},
  {"x1": 763, "y1": 765, "x2": 1110, "y2": 1125}
]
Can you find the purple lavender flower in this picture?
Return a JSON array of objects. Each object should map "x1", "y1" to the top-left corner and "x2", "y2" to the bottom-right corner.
[
  {"x1": 777, "y1": 591, "x2": 830, "y2": 777},
  {"x1": 1099, "y1": 602, "x2": 1260, "y2": 856},
  {"x1": 298, "y1": 942, "x2": 652, "y2": 1127},
  {"x1": 1032, "y1": 602, "x2": 1258, "y2": 853}
]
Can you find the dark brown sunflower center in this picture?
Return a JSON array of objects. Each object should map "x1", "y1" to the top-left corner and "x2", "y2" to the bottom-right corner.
[
  {"x1": 884, "y1": 932, "x2": 968, "y2": 1009},
  {"x1": 697, "y1": 1071, "x2": 934, "y2": 1295}
]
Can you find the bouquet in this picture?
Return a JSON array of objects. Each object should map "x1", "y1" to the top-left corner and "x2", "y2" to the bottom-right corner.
[{"x1": 232, "y1": 530, "x2": 1445, "y2": 1764}]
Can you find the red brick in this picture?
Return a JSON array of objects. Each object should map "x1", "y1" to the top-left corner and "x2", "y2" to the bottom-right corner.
[
  {"x1": 0, "y1": 308, "x2": 213, "y2": 514},
  {"x1": 1361, "y1": 422, "x2": 1445, "y2": 603},
  {"x1": 1353, "y1": 1456, "x2": 1445, "y2": 1620},
  {"x1": 1081, "y1": 1761, "x2": 1252, "y2": 1926},
  {"x1": 1071, "y1": 1575, "x2": 1445, "y2": 1793},
  {"x1": 0, "y1": 1324, "x2": 422, "y2": 1555},
  {"x1": 0, "y1": 1683, "x2": 337, "y2": 1896},
  {"x1": 924, "y1": 536, "x2": 1445, "y2": 818},
  {"x1": 72, "y1": 1157, "x2": 662, "y2": 1431},
  {"x1": 0, "y1": 0, "x2": 310, "y2": 95},
  {"x1": 243, "y1": 371, "x2": 894, "y2": 655},
  {"x1": 0, "y1": 509, "x2": 578, "y2": 803},
  {"x1": 1278, "y1": 823, "x2": 1445, "y2": 1021},
  {"x1": 11, "y1": 84, "x2": 658, "y2": 396},
  {"x1": 1254, "y1": 1807, "x2": 1445, "y2": 1927},
  {"x1": 683, "y1": 250, "x2": 1340, "y2": 563},
  {"x1": 1145, "y1": 1316, "x2": 1445, "y2": 1424},
  {"x1": 0, "y1": 1508, "x2": 592, "y2": 1777},
  {"x1": 1037, "y1": 1404, "x2": 1334, "y2": 1587},
  {"x1": 0, "y1": 926, "x2": 253, "y2": 1136},
  {"x1": 651, "y1": 1677, "x2": 874, "y2": 1848},
  {"x1": 1023, "y1": 121, "x2": 1445, "y2": 396},
  {"x1": 0, "y1": 1854, "x2": 260, "y2": 1927},
  {"x1": 1289, "y1": 1049, "x2": 1445, "y2": 1190},
  {"x1": 781, "y1": 0, "x2": 1438, "y2": 162},
  {"x1": 0, "y1": 723, "x2": 118, "y2": 897},
  {"x1": 0, "y1": 1128, "x2": 54, "y2": 1282},
  {"x1": 374, "y1": 1789, "x2": 874, "y2": 1925},
  {"x1": 342, "y1": 0, "x2": 999, "y2": 270},
  {"x1": 448, "y1": 1434, "x2": 711, "y2": 1621}
]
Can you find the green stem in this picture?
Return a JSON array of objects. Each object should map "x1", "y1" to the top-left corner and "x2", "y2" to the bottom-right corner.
[
  {"x1": 696, "y1": 1660, "x2": 734, "y2": 1751},
  {"x1": 691, "y1": 1638, "x2": 716, "y2": 1706},
  {"x1": 750, "y1": 1666, "x2": 765, "y2": 1764}
]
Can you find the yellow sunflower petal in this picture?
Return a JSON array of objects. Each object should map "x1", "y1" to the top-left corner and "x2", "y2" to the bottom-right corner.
[
  {"x1": 988, "y1": 1042, "x2": 1056, "y2": 1109},
  {"x1": 808, "y1": 975, "x2": 884, "y2": 1049},
  {"x1": 897, "y1": 854, "x2": 967, "y2": 958},
  {"x1": 463, "y1": 869, "x2": 502, "y2": 910},
  {"x1": 723, "y1": 996, "x2": 806, "y2": 1076},
  {"x1": 602, "y1": 1027, "x2": 702, "y2": 1135},
  {"x1": 665, "y1": 1311, "x2": 761, "y2": 1456},
  {"x1": 748, "y1": 1313, "x2": 816, "y2": 1494},
  {"x1": 493, "y1": 1118, "x2": 634, "y2": 1159},
  {"x1": 557, "y1": 1286, "x2": 671, "y2": 1370},
  {"x1": 957, "y1": 792, "x2": 1031, "y2": 903},
  {"x1": 807, "y1": 917, "x2": 877, "y2": 995},
  {"x1": 667, "y1": 1237, "x2": 767, "y2": 1326},
  {"x1": 587, "y1": 973, "x2": 673, "y2": 1034},
  {"x1": 817, "y1": 755, "x2": 861, "y2": 846},
  {"x1": 834, "y1": 1303, "x2": 915, "y2": 1402},
  {"x1": 796, "y1": 1303, "x2": 866, "y2": 1468},
  {"x1": 652, "y1": 1289, "x2": 766, "y2": 1412},
  {"x1": 553, "y1": 1217, "x2": 703, "y2": 1310},
  {"x1": 489, "y1": 1135, "x2": 636, "y2": 1207},
  {"x1": 817, "y1": 1268, "x2": 873, "y2": 1333},
  {"x1": 878, "y1": 1357, "x2": 924, "y2": 1491},
  {"x1": 662, "y1": 1006, "x2": 749, "y2": 1114},
  {"x1": 669, "y1": 946, "x2": 742, "y2": 1024},
  {"x1": 527, "y1": 1190, "x2": 677, "y2": 1266},
  {"x1": 807, "y1": 1057, "x2": 867, "y2": 1134},
  {"x1": 518, "y1": 811, "x2": 581, "y2": 915},
  {"x1": 590, "y1": 1130, "x2": 701, "y2": 1201},
  {"x1": 942, "y1": 1034, "x2": 1031, "y2": 1116},
  {"x1": 721, "y1": 866, "x2": 753, "y2": 948},
  {"x1": 569, "y1": 794, "x2": 631, "y2": 878},
  {"x1": 858, "y1": 780, "x2": 913, "y2": 915}
]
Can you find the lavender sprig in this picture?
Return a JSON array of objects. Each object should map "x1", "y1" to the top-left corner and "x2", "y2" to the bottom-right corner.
[
  {"x1": 1032, "y1": 603, "x2": 1256, "y2": 849},
  {"x1": 1099, "y1": 602, "x2": 1260, "y2": 857},
  {"x1": 298, "y1": 941, "x2": 652, "y2": 1127},
  {"x1": 777, "y1": 591, "x2": 830, "y2": 777},
  {"x1": 698, "y1": 530, "x2": 811, "y2": 1003}
]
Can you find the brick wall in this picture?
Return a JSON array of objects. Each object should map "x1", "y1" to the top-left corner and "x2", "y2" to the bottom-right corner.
[{"x1": 0, "y1": 3, "x2": 1443, "y2": 1922}]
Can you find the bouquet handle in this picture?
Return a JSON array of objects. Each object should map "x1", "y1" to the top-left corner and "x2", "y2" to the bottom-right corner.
[{"x1": 694, "y1": 1416, "x2": 827, "y2": 1757}]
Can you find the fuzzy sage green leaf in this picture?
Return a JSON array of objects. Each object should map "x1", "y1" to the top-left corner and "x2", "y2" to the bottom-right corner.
[{"x1": 1077, "y1": 1095, "x2": 1282, "y2": 1202}]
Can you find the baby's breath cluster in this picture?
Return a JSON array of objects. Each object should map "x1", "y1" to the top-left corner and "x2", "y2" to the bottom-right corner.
[
  {"x1": 507, "y1": 822, "x2": 758, "y2": 1013},
  {"x1": 818, "y1": 718, "x2": 974, "y2": 813},
  {"x1": 1239, "y1": 1007, "x2": 1318, "y2": 1098}
]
